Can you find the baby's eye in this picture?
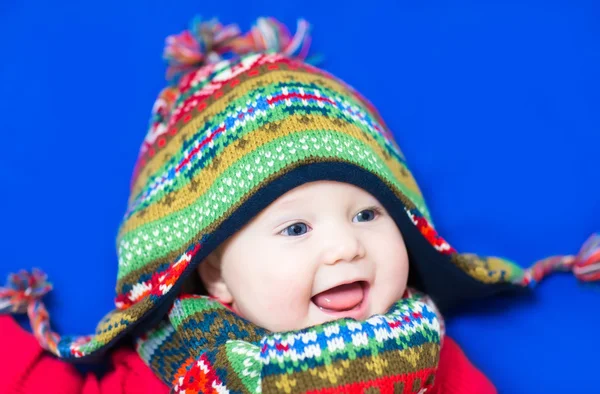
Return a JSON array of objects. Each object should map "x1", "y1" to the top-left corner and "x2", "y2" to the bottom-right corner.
[
  {"x1": 353, "y1": 209, "x2": 378, "y2": 223},
  {"x1": 281, "y1": 223, "x2": 309, "y2": 236}
]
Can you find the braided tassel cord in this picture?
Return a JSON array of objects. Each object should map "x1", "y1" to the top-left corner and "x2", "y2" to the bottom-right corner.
[
  {"x1": 523, "y1": 233, "x2": 600, "y2": 286},
  {"x1": 0, "y1": 269, "x2": 61, "y2": 356}
]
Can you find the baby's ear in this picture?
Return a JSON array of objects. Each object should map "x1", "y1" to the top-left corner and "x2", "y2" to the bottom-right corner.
[{"x1": 197, "y1": 253, "x2": 234, "y2": 304}]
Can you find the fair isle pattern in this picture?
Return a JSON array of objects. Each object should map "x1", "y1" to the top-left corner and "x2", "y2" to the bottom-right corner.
[
  {"x1": 258, "y1": 295, "x2": 439, "y2": 371},
  {"x1": 136, "y1": 291, "x2": 441, "y2": 394},
  {"x1": 128, "y1": 55, "x2": 407, "y2": 211},
  {"x1": 226, "y1": 341, "x2": 262, "y2": 393},
  {"x1": 132, "y1": 53, "x2": 276, "y2": 186},
  {"x1": 115, "y1": 236, "x2": 206, "y2": 309},
  {"x1": 170, "y1": 356, "x2": 223, "y2": 394},
  {"x1": 136, "y1": 320, "x2": 180, "y2": 381},
  {"x1": 122, "y1": 63, "x2": 416, "y2": 228},
  {"x1": 258, "y1": 296, "x2": 440, "y2": 394},
  {"x1": 133, "y1": 52, "x2": 398, "y2": 189},
  {"x1": 125, "y1": 82, "x2": 407, "y2": 219}
]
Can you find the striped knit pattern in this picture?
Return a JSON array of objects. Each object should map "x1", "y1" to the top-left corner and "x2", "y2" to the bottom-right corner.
[
  {"x1": 136, "y1": 291, "x2": 442, "y2": 394},
  {"x1": 51, "y1": 45, "x2": 527, "y2": 360}
]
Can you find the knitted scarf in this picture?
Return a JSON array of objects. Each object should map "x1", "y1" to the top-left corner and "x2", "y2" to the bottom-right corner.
[{"x1": 136, "y1": 290, "x2": 444, "y2": 394}]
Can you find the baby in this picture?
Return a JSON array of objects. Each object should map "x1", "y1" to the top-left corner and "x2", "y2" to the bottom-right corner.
[
  {"x1": 197, "y1": 180, "x2": 410, "y2": 332},
  {"x1": 3, "y1": 15, "x2": 596, "y2": 394}
]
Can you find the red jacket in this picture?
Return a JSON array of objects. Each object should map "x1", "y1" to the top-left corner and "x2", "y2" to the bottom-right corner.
[{"x1": 0, "y1": 316, "x2": 496, "y2": 394}]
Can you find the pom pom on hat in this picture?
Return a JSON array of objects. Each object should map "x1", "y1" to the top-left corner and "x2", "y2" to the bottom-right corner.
[
  {"x1": 163, "y1": 16, "x2": 315, "y2": 83},
  {"x1": 163, "y1": 16, "x2": 241, "y2": 82}
]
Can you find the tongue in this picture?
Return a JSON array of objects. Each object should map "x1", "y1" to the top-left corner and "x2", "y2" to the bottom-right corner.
[{"x1": 312, "y1": 282, "x2": 364, "y2": 311}]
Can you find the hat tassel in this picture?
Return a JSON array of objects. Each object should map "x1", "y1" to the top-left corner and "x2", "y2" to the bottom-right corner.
[
  {"x1": 0, "y1": 269, "x2": 61, "y2": 355},
  {"x1": 522, "y1": 233, "x2": 600, "y2": 286}
]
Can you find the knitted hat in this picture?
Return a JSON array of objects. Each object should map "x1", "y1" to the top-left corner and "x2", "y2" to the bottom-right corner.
[{"x1": 1, "y1": 16, "x2": 598, "y2": 363}]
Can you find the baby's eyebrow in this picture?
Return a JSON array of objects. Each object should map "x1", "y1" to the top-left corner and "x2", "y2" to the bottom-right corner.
[{"x1": 273, "y1": 197, "x2": 303, "y2": 208}]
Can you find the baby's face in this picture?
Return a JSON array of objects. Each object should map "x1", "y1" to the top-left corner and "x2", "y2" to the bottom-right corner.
[{"x1": 198, "y1": 181, "x2": 409, "y2": 332}]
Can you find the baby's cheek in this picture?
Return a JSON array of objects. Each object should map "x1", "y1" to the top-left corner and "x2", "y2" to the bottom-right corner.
[
  {"x1": 379, "y1": 265, "x2": 409, "y2": 307},
  {"x1": 252, "y1": 274, "x2": 313, "y2": 331}
]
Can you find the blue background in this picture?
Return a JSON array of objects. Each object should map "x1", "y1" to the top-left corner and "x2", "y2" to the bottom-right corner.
[{"x1": 1, "y1": 1, "x2": 598, "y2": 392}]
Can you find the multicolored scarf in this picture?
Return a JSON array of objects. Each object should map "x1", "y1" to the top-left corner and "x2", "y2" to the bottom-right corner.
[{"x1": 136, "y1": 290, "x2": 443, "y2": 393}]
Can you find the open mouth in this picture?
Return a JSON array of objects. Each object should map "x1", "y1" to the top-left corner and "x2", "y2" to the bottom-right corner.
[{"x1": 311, "y1": 281, "x2": 369, "y2": 318}]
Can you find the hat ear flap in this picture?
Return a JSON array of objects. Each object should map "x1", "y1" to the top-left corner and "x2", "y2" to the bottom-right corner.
[
  {"x1": 450, "y1": 253, "x2": 526, "y2": 285},
  {"x1": 451, "y1": 233, "x2": 600, "y2": 288}
]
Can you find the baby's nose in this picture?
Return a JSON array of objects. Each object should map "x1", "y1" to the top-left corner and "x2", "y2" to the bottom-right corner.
[{"x1": 321, "y1": 229, "x2": 366, "y2": 265}]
